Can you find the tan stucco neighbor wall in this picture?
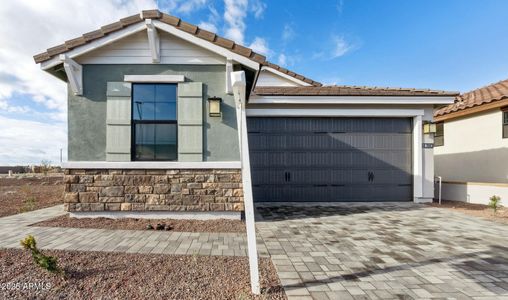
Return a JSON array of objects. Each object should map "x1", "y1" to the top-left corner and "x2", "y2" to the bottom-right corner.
[{"x1": 434, "y1": 109, "x2": 508, "y2": 183}]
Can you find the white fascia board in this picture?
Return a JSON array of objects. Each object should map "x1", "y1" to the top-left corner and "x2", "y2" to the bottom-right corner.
[
  {"x1": 124, "y1": 75, "x2": 185, "y2": 83},
  {"x1": 259, "y1": 66, "x2": 312, "y2": 87},
  {"x1": 249, "y1": 95, "x2": 456, "y2": 105},
  {"x1": 246, "y1": 108, "x2": 425, "y2": 117},
  {"x1": 153, "y1": 20, "x2": 259, "y2": 70},
  {"x1": 62, "y1": 161, "x2": 241, "y2": 169},
  {"x1": 40, "y1": 22, "x2": 147, "y2": 70}
]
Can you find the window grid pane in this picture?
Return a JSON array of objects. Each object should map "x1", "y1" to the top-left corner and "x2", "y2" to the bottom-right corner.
[{"x1": 132, "y1": 83, "x2": 178, "y2": 161}]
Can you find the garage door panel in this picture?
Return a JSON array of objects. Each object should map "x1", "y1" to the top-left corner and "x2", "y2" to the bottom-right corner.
[
  {"x1": 248, "y1": 117, "x2": 413, "y2": 202},
  {"x1": 288, "y1": 168, "x2": 330, "y2": 184},
  {"x1": 251, "y1": 169, "x2": 286, "y2": 185}
]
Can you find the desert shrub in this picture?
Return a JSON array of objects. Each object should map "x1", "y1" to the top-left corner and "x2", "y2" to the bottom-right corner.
[
  {"x1": 40, "y1": 160, "x2": 52, "y2": 175},
  {"x1": 20, "y1": 197, "x2": 37, "y2": 213},
  {"x1": 20, "y1": 235, "x2": 61, "y2": 274},
  {"x1": 488, "y1": 195, "x2": 502, "y2": 213}
]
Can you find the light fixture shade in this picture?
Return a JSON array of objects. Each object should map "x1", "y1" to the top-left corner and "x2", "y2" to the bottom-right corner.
[
  {"x1": 208, "y1": 96, "x2": 222, "y2": 117},
  {"x1": 423, "y1": 123, "x2": 437, "y2": 134}
]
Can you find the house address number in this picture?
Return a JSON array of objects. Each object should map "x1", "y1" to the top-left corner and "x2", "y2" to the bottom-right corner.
[{"x1": 423, "y1": 143, "x2": 434, "y2": 149}]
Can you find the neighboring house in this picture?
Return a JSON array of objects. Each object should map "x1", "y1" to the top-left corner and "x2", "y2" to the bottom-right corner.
[
  {"x1": 34, "y1": 10, "x2": 457, "y2": 219},
  {"x1": 434, "y1": 79, "x2": 508, "y2": 204}
]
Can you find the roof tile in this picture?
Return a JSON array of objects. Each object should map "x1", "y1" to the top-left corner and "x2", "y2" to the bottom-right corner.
[
  {"x1": 101, "y1": 21, "x2": 124, "y2": 34},
  {"x1": 120, "y1": 14, "x2": 142, "y2": 26},
  {"x1": 196, "y1": 28, "x2": 216, "y2": 42},
  {"x1": 64, "y1": 36, "x2": 87, "y2": 49},
  {"x1": 33, "y1": 52, "x2": 51, "y2": 63},
  {"x1": 254, "y1": 86, "x2": 458, "y2": 97},
  {"x1": 178, "y1": 20, "x2": 198, "y2": 34},
  {"x1": 83, "y1": 29, "x2": 105, "y2": 41},
  {"x1": 214, "y1": 36, "x2": 235, "y2": 49},
  {"x1": 46, "y1": 44, "x2": 68, "y2": 56},
  {"x1": 159, "y1": 13, "x2": 180, "y2": 26},
  {"x1": 141, "y1": 9, "x2": 161, "y2": 19},
  {"x1": 435, "y1": 79, "x2": 508, "y2": 118},
  {"x1": 232, "y1": 44, "x2": 252, "y2": 57}
]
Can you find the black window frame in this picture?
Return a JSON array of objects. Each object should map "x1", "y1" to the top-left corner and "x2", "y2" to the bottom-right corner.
[
  {"x1": 434, "y1": 122, "x2": 444, "y2": 147},
  {"x1": 503, "y1": 111, "x2": 508, "y2": 139},
  {"x1": 131, "y1": 83, "x2": 178, "y2": 161}
]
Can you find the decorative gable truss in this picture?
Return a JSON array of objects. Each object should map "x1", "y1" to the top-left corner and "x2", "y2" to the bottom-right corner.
[
  {"x1": 145, "y1": 19, "x2": 160, "y2": 63},
  {"x1": 60, "y1": 54, "x2": 83, "y2": 95}
]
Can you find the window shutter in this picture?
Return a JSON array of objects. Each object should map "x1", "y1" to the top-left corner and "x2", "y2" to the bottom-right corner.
[
  {"x1": 106, "y1": 82, "x2": 132, "y2": 161},
  {"x1": 177, "y1": 82, "x2": 203, "y2": 161}
]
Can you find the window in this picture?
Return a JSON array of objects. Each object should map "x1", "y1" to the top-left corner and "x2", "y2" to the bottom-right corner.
[
  {"x1": 434, "y1": 122, "x2": 444, "y2": 147},
  {"x1": 504, "y1": 111, "x2": 508, "y2": 139},
  {"x1": 132, "y1": 83, "x2": 177, "y2": 161}
]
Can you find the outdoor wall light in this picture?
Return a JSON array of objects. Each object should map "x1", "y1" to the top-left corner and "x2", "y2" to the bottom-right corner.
[
  {"x1": 423, "y1": 122, "x2": 437, "y2": 134},
  {"x1": 208, "y1": 96, "x2": 222, "y2": 117}
]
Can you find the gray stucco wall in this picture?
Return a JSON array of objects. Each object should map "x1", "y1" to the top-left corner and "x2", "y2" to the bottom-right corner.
[{"x1": 68, "y1": 65, "x2": 239, "y2": 161}]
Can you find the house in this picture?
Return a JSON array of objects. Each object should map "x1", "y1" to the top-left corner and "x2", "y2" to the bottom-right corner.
[
  {"x1": 34, "y1": 9, "x2": 458, "y2": 218},
  {"x1": 434, "y1": 79, "x2": 508, "y2": 204}
]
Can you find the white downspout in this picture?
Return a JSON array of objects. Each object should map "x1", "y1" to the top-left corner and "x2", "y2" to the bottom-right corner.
[{"x1": 231, "y1": 71, "x2": 260, "y2": 295}]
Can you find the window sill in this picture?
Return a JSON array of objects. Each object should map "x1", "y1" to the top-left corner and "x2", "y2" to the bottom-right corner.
[{"x1": 62, "y1": 161, "x2": 241, "y2": 169}]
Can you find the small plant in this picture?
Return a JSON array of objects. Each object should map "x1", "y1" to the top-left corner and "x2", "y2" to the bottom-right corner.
[
  {"x1": 489, "y1": 195, "x2": 502, "y2": 213},
  {"x1": 20, "y1": 235, "x2": 61, "y2": 275},
  {"x1": 20, "y1": 197, "x2": 37, "y2": 213}
]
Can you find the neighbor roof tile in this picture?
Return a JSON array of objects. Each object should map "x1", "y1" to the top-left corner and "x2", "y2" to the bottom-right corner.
[{"x1": 435, "y1": 79, "x2": 508, "y2": 118}]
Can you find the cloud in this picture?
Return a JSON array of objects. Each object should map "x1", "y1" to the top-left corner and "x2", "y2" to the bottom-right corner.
[
  {"x1": 249, "y1": 37, "x2": 270, "y2": 56},
  {"x1": 282, "y1": 23, "x2": 295, "y2": 43},
  {"x1": 332, "y1": 36, "x2": 352, "y2": 58},
  {"x1": 336, "y1": 0, "x2": 344, "y2": 13},
  {"x1": 158, "y1": 0, "x2": 207, "y2": 15},
  {"x1": 277, "y1": 54, "x2": 287, "y2": 66},
  {"x1": 0, "y1": 0, "x2": 158, "y2": 165},
  {"x1": 250, "y1": 0, "x2": 266, "y2": 19},
  {"x1": 223, "y1": 0, "x2": 248, "y2": 44},
  {"x1": 0, "y1": 116, "x2": 67, "y2": 165},
  {"x1": 312, "y1": 35, "x2": 355, "y2": 60},
  {"x1": 198, "y1": 21, "x2": 218, "y2": 33}
]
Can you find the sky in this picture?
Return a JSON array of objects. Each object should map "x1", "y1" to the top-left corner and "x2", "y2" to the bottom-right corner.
[{"x1": 1, "y1": 0, "x2": 508, "y2": 165}]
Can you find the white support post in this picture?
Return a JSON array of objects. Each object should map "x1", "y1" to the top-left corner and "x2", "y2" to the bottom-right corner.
[
  {"x1": 413, "y1": 115, "x2": 423, "y2": 200},
  {"x1": 232, "y1": 71, "x2": 260, "y2": 295},
  {"x1": 225, "y1": 59, "x2": 233, "y2": 94},
  {"x1": 145, "y1": 19, "x2": 160, "y2": 63},
  {"x1": 59, "y1": 54, "x2": 83, "y2": 95}
]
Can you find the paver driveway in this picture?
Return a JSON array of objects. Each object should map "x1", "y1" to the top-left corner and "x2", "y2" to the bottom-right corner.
[{"x1": 255, "y1": 202, "x2": 508, "y2": 300}]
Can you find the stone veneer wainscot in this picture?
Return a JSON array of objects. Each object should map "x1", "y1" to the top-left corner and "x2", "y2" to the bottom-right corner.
[{"x1": 63, "y1": 169, "x2": 244, "y2": 212}]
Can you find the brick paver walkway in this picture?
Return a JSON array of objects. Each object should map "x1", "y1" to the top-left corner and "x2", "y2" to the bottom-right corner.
[
  {"x1": 0, "y1": 205, "x2": 252, "y2": 256},
  {"x1": 255, "y1": 202, "x2": 508, "y2": 300}
]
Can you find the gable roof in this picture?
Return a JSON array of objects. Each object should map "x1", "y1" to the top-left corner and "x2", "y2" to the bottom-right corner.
[
  {"x1": 434, "y1": 78, "x2": 508, "y2": 121},
  {"x1": 33, "y1": 9, "x2": 321, "y2": 87},
  {"x1": 253, "y1": 85, "x2": 458, "y2": 97}
]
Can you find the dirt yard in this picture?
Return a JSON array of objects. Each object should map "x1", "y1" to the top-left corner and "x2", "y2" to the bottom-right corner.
[
  {"x1": 428, "y1": 200, "x2": 508, "y2": 224},
  {"x1": 0, "y1": 176, "x2": 63, "y2": 217},
  {"x1": 33, "y1": 214, "x2": 246, "y2": 232},
  {"x1": 0, "y1": 249, "x2": 285, "y2": 299}
]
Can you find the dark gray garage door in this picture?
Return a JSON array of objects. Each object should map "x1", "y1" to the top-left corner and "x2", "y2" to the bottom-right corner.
[{"x1": 247, "y1": 117, "x2": 413, "y2": 202}]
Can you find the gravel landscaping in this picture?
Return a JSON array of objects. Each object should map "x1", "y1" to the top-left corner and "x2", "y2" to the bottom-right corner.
[
  {"x1": 32, "y1": 214, "x2": 246, "y2": 232},
  {"x1": 0, "y1": 248, "x2": 285, "y2": 299},
  {"x1": 428, "y1": 200, "x2": 508, "y2": 224},
  {"x1": 0, "y1": 176, "x2": 63, "y2": 217}
]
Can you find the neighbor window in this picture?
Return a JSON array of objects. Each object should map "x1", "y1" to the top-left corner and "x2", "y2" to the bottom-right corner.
[
  {"x1": 503, "y1": 111, "x2": 508, "y2": 139},
  {"x1": 434, "y1": 122, "x2": 444, "y2": 147},
  {"x1": 132, "y1": 83, "x2": 177, "y2": 161}
]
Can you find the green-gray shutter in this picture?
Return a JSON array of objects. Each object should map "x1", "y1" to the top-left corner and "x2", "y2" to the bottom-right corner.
[
  {"x1": 177, "y1": 82, "x2": 203, "y2": 161},
  {"x1": 106, "y1": 82, "x2": 132, "y2": 161}
]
